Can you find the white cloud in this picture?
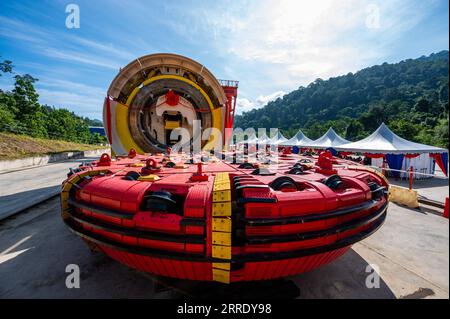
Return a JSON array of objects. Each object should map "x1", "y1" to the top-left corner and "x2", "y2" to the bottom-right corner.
[
  {"x1": 70, "y1": 36, "x2": 137, "y2": 62},
  {"x1": 255, "y1": 91, "x2": 286, "y2": 106},
  {"x1": 38, "y1": 88, "x2": 104, "y2": 119},
  {"x1": 223, "y1": 0, "x2": 435, "y2": 85},
  {"x1": 0, "y1": 16, "x2": 48, "y2": 44},
  {"x1": 236, "y1": 91, "x2": 286, "y2": 114},
  {"x1": 164, "y1": 0, "x2": 440, "y2": 97},
  {"x1": 43, "y1": 48, "x2": 121, "y2": 71},
  {"x1": 236, "y1": 98, "x2": 255, "y2": 113},
  {"x1": 0, "y1": 16, "x2": 128, "y2": 71},
  {"x1": 35, "y1": 77, "x2": 105, "y2": 119}
]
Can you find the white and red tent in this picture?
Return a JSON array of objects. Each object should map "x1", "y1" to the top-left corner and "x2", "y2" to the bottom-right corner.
[{"x1": 335, "y1": 123, "x2": 448, "y2": 177}]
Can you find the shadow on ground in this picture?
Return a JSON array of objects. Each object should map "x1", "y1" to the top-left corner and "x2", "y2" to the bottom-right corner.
[{"x1": 152, "y1": 248, "x2": 396, "y2": 299}]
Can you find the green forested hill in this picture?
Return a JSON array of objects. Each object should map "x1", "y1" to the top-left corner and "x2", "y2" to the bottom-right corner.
[{"x1": 234, "y1": 51, "x2": 449, "y2": 148}]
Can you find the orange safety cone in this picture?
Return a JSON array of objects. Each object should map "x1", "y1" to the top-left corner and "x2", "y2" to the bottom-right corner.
[{"x1": 444, "y1": 197, "x2": 449, "y2": 219}]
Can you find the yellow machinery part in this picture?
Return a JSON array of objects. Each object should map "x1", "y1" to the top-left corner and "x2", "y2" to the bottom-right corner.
[
  {"x1": 138, "y1": 174, "x2": 161, "y2": 182},
  {"x1": 164, "y1": 120, "x2": 181, "y2": 130},
  {"x1": 212, "y1": 217, "x2": 232, "y2": 232},
  {"x1": 130, "y1": 163, "x2": 146, "y2": 167},
  {"x1": 115, "y1": 102, "x2": 144, "y2": 154},
  {"x1": 211, "y1": 172, "x2": 232, "y2": 284},
  {"x1": 212, "y1": 245, "x2": 232, "y2": 260},
  {"x1": 212, "y1": 190, "x2": 231, "y2": 202},
  {"x1": 213, "y1": 262, "x2": 230, "y2": 271},
  {"x1": 212, "y1": 202, "x2": 232, "y2": 217},
  {"x1": 212, "y1": 268, "x2": 231, "y2": 284},
  {"x1": 212, "y1": 231, "x2": 232, "y2": 246}
]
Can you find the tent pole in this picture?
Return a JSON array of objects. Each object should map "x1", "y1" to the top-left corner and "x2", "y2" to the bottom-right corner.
[{"x1": 409, "y1": 166, "x2": 414, "y2": 190}]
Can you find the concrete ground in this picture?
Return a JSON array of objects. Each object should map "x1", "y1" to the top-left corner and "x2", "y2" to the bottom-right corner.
[
  {"x1": 0, "y1": 156, "x2": 101, "y2": 221},
  {"x1": 0, "y1": 198, "x2": 447, "y2": 299}
]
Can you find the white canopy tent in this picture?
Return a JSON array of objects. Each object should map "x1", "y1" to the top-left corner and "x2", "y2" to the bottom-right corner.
[
  {"x1": 334, "y1": 123, "x2": 448, "y2": 178},
  {"x1": 279, "y1": 130, "x2": 313, "y2": 146},
  {"x1": 334, "y1": 123, "x2": 447, "y2": 154},
  {"x1": 302, "y1": 127, "x2": 350, "y2": 149},
  {"x1": 268, "y1": 131, "x2": 288, "y2": 145},
  {"x1": 257, "y1": 132, "x2": 270, "y2": 144}
]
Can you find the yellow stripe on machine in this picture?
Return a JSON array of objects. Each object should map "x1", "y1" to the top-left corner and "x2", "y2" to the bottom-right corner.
[
  {"x1": 212, "y1": 268, "x2": 231, "y2": 284},
  {"x1": 212, "y1": 218, "x2": 232, "y2": 232},
  {"x1": 212, "y1": 202, "x2": 231, "y2": 217},
  {"x1": 61, "y1": 170, "x2": 110, "y2": 219},
  {"x1": 212, "y1": 189, "x2": 231, "y2": 202},
  {"x1": 213, "y1": 262, "x2": 230, "y2": 271},
  {"x1": 211, "y1": 172, "x2": 232, "y2": 284}
]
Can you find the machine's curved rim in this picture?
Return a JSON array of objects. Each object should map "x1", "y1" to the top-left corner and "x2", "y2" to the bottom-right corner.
[{"x1": 107, "y1": 53, "x2": 227, "y2": 106}]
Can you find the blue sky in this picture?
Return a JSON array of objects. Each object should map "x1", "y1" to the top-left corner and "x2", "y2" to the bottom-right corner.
[{"x1": 0, "y1": 0, "x2": 448, "y2": 120}]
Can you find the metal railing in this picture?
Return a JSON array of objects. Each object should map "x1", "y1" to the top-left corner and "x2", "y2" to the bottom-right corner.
[
  {"x1": 218, "y1": 79, "x2": 239, "y2": 88},
  {"x1": 366, "y1": 165, "x2": 448, "y2": 190}
]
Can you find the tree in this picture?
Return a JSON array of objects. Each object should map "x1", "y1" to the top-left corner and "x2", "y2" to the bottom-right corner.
[
  {"x1": 0, "y1": 58, "x2": 13, "y2": 75},
  {"x1": 90, "y1": 132, "x2": 107, "y2": 144},
  {"x1": 0, "y1": 102, "x2": 15, "y2": 128},
  {"x1": 0, "y1": 58, "x2": 16, "y2": 129},
  {"x1": 12, "y1": 74, "x2": 40, "y2": 117},
  {"x1": 12, "y1": 74, "x2": 47, "y2": 137},
  {"x1": 358, "y1": 105, "x2": 388, "y2": 132},
  {"x1": 414, "y1": 98, "x2": 430, "y2": 113},
  {"x1": 388, "y1": 119, "x2": 419, "y2": 141},
  {"x1": 433, "y1": 118, "x2": 449, "y2": 149},
  {"x1": 345, "y1": 120, "x2": 364, "y2": 141}
]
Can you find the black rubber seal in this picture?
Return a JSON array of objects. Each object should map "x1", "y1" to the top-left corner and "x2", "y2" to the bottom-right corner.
[
  {"x1": 243, "y1": 199, "x2": 385, "y2": 226},
  {"x1": 246, "y1": 202, "x2": 387, "y2": 244}
]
